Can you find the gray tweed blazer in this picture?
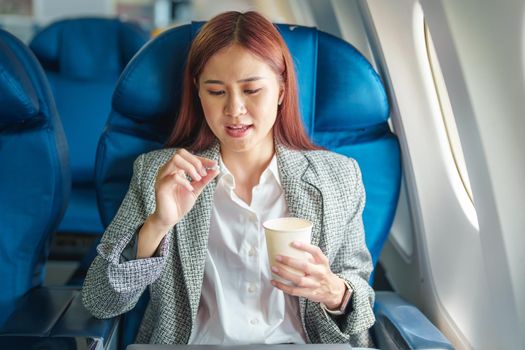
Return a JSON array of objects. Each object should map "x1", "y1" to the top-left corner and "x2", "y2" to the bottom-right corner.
[{"x1": 82, "y1": 142, "x2": 375, "y2": 347}]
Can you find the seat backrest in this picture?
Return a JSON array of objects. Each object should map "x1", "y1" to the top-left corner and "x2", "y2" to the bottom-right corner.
[
  {"x1": 0, "y1": 29, "x2": 70, "y2": 326},
  {"x1": 96, "y1": 22, "x2": 401, "y2": 267},
  {"x1": 29, "y1": 17, "x2": 148, "y2": 185}
]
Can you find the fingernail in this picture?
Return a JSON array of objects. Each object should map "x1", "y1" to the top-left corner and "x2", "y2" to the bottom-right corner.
[
  {"x1": 200, "y1": 167, "x2": 207, "y2": 176},
  {"x1": 276, "y1": 255, "x2": 283, "y2": 262},
  {"x1": 207, "y1": 164, "x2": 219, "y2": 172},
  {"x1": 293, "y1": 241, "x2": 302, "y2": 247},
  {"x1": 271, "y1": 266, "x2": 278, "y2": 273}
]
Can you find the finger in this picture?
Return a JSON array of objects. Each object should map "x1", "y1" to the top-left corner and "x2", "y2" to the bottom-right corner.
[
  {"x1": 177, "y1": 149, "x2": 219, "y2": 172},
  {"x1": 271, "y1": 264, "x2": 319, "y2": 288},
  {"x1": 275, "y1": 255, "x2": 322, "y2": 278},
  {"x1": 192, "y1": 167, "x2": 220, "y2": 195},
  {"x1": 170, "y1": 154, "x2": 203, "y2": 182},
  {"x1": 171, "y1": 151, "x2": 218, "y2": 177},
  {"x1": 177, "y1": 149, "x2": 209, "y2": 177},
  {"x1": 159, "y1": 150, "x2": 200, "y2": 179},
  {"x1": 158, "y1": 158, "x2": 182, "y2": 181},
  {"x1": 271, "y1": 279, "x2": 311, "y2": 298},
  {"x1": 157, "y1": 160, "x2": 175, "y2": 180},
  {"x1": 169, "y1": 172, "x2": 194, "y2": 192},
  {"x1": 291, "y1": 242, "x2": 328, "y2": 264},
  {"x1": 156, "y1": 168, "x2": 182, "y2": 188},
  {"x1": 194, "y1": 155, "x2": 218, "y2": 169}
]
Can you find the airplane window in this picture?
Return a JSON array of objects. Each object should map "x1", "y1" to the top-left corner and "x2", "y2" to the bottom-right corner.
[{"x1": 424, "y1": 21, "x2": 474, "y2": 204}]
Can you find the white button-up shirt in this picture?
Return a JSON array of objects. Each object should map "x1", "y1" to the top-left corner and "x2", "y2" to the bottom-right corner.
[{"x1": 188, "y1": 156, "x2": 307, "y2": 344}]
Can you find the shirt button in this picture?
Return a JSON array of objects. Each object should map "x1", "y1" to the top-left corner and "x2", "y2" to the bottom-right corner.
[
  {"x1": 250, "y1": 318, "x2": 259, "y2": 325},
  {"x1": 250, "y1": 213, "x2": 258, "y2": 221},
  {"x1": 248, "y1": 247, "x2": 257, "y2": 257},
  {"x1": 248, "y1": 283, "x2": 257, "y2": 293}
]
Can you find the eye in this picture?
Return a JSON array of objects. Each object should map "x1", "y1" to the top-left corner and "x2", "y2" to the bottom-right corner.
[
  {"x1": 207, "y1": 90, "x2": 225, "y2": 96},
  {"x1": 244, "y1": 88, "x2": 262, "y2": 95}
]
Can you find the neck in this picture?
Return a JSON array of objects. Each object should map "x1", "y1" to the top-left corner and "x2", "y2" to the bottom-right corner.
[{"x1": 221, "y1": 142, "x2": 275, "y2": 187}]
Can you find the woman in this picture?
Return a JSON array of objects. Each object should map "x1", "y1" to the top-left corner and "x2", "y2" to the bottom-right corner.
[{"x1": 82, "y1": 11, "x2": 375, "y2": 347}]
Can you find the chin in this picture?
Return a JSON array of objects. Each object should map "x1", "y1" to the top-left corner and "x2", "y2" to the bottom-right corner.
[
  {"x1": 219, "y1": 131, "x2": 273, "y2": 154},
  {"x1": 227, "y1": 141, "x2": 255, "y2": 153}
]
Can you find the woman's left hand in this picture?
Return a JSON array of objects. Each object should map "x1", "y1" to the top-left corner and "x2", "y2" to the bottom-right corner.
[{"x1": 271, "y1": 241, "x2": 349, "y2": 309}]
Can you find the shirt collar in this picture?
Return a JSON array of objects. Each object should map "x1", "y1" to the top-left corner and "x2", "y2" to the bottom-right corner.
[
  {"x1": 218, "y1": 154, "x2": 281, "y2": 189},
  {"x1": 267, "y1": 155, "x2": 281, "y2": 185}
]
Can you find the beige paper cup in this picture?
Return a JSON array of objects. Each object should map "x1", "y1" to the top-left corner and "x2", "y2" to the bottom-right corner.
[{"x1": 263, "y1": 217, "x2": 313, "y2": 283}]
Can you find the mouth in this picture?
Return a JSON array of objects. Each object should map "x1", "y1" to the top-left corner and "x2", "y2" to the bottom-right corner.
[
  {"x1": 226, "y1": 124, "x2": 252, "y2": 130},
  {"x1": 225, "y1": 124, "x2": 253, "y2": 137}
]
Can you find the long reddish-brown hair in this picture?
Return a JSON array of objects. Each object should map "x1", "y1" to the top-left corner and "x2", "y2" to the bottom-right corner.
[{"x1": 166, "y1": 11, "x2": 321, "y2": 152}]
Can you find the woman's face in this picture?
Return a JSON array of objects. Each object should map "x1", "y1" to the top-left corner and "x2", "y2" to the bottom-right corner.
[{"x1": 197, "y1": 44, "x2": 283, "y2": 156}]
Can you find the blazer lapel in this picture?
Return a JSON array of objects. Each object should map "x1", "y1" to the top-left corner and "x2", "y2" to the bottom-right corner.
[
  {"x1": 276, "y1": 143, "x2": 323, "y2": 338},
  {"x1": 175, "y1": 142, "x2": 220, "y2": 321},
  {"x1": 276, "y1": 144, "x2": 323, "y2": 247}
]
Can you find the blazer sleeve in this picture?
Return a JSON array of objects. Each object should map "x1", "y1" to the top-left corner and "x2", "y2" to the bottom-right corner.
[
  {"x1": 81, "y1": 154, "x2": 171, "y2": 319},
  {"x1": 304, "y1": 158, "x2": 375, "y2": 347}
]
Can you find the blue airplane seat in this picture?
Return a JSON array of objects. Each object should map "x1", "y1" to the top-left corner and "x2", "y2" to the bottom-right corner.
[
  {"x1": 0, "y1": 29, "x2": 70, "y2": 327},
  {"x1": 280, "y1": 28, "x2": 400, "y2": 268},
  {"x1": 29, "y1": 17, "x2": 149, "y2": 235},
  {"x1": 95, "y1": 23, "x2": 452, "y2": 350}
]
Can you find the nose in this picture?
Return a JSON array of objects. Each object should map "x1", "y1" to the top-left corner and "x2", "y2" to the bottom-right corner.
[{"x1": 224, "y1": 93, "x2": 246, "y2": 117}]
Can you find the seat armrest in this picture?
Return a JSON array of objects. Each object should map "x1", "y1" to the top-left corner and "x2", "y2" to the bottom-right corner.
[
  {"x1": 0, "y1": 287, "x2": 76, "y2": 336},
  {"x1": 51, "y1": 287, "x2": 118, "y2": 342},
  {"x1": 373, "y1": 291, "x2": 454, "y2": 350},
  {"x1": 0, "y1": 286, "x2": 119, "y2": 349}
]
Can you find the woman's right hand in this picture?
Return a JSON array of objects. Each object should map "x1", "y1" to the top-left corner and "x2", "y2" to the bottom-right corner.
[{"x1": 149, "y1": 148, "x2": 220, "y2": 231}]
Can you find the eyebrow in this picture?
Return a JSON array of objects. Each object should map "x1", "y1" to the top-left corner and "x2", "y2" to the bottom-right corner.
[{"x1": 203, "y1": 76, "x2": 265, "y2": 84}]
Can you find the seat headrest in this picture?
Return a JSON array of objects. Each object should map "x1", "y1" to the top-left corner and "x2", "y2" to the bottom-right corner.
[
  {"x1": 0, "y1": 31, "x2": 42, "y2": 124},
  {"x1": 310, "y1": 30, "x2": 389, "y2": 130},
  {"x1": 112, "y1": 22, "x2": 388, "y2": 133},
  {"x1": 30, "y1": 17, "x2": 148, "y2": 80}
]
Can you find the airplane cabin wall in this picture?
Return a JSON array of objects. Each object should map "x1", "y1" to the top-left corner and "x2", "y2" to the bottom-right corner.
[
  {"x1": 361, "y1": 0, "x2": 525, "y2": 349},
  {"x1": 33, "y1": 0, "x2": 114, "y2": 25},
  {"x1": 423, "y1": 1, "x2": 525, "y2": 347}
]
